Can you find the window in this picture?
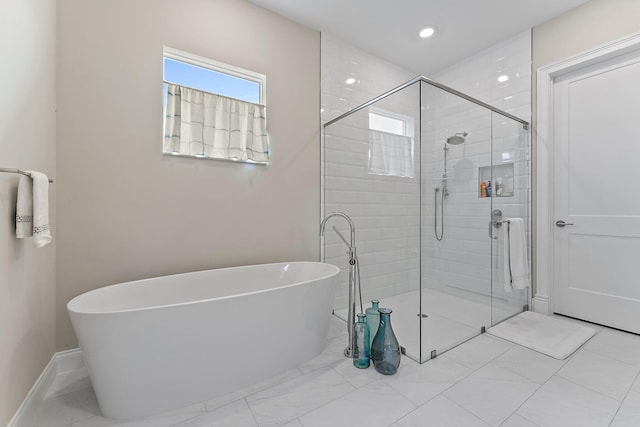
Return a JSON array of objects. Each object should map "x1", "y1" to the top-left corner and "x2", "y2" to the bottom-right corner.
[
  {"x1": 367, "y1": 108, "x2": 415, "y2": 178},
  {"x1": 163, "y1": 47, "x2": 265, "y2": 104},
  {"x1": 163, "y1": 47, "x2": 269, "y2": 164}
]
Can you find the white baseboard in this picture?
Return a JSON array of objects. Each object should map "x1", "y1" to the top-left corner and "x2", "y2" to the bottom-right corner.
[
  {"x1": 8, "y1": 348, "x2": 82, "y2": 427},
  {"x1": 532, "y1": 295, "x2": 550, "y2": 315}
]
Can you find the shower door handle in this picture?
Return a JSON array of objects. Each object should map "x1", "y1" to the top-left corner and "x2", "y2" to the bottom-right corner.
[
  {"x1": 489, "y1": 209, "x2": 502, "y2": 239},
  {"x1": 555, "y1": 220, "x2": 575, "y2": 227}
]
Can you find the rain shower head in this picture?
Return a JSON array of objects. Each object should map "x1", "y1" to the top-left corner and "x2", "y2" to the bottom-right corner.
[{"x1": 446, "y1": 132, "x2": 468, "y2": 145}]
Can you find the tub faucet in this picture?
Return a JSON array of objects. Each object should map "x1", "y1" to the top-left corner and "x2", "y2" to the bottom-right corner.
[{"x1": 320, "y1": 212, "x2": 358, "y2": 358}]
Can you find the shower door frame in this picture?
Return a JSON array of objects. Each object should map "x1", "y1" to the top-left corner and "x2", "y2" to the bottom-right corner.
[{"x1": 324, "y1": 76, "x2": 529, "y2": 130}]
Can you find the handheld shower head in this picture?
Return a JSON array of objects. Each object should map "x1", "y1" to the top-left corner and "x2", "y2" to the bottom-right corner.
[{"x1": 446, "y1": 132, "x2": 468, "y2": 145}]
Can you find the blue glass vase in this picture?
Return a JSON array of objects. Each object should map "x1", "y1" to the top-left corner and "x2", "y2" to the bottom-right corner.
[
  {"x1": 365, "y1": 299, "x2": 380, "y2": 349},
  {"x1": 371, "y1": 308, "x2": 401, "y2": 375},
  {"x1": 352, "y1": 313, "x2": 370, "y2": 369}
]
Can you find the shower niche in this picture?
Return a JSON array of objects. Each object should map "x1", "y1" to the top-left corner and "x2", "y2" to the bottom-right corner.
[
  {"x1": 322, "y1": 76, "x2": 530, "y2": 363},
  {"x1": 478, "y1": 163, "x2": 515, "y2": 197}
]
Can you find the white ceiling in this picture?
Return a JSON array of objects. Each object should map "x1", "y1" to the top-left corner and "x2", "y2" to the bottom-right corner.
[{"x1": 248, "y1": 0, "x2": 591, "y2": 74}]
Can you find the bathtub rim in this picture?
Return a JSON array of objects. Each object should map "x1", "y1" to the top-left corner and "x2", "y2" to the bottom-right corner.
[{"x1": 67, "y1": 261, "x2": 340, "y2": 316}]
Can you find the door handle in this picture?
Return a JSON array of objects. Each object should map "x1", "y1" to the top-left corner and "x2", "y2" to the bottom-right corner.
[{"x1": 555, "y1": 220, "x2": 575, "y2": 227}]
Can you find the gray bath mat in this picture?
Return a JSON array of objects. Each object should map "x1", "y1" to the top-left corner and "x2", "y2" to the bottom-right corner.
[{"x1": 488, "y1": 311, "x2": 596, "y2": 359}]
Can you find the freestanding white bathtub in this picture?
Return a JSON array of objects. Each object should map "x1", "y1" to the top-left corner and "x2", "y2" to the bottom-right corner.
[{"x1": 67, "y1": 262, "x2": 340, "y2": 420}]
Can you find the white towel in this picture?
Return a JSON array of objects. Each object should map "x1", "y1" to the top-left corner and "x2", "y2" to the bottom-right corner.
[
  {"x1": 503, "y1": 218, "x2": 529, "y2": 291},
  {"x1": 15, "y1": 171, "x2": 52, "y2": 248},
  {"x1": 16, "y1": 175, "x2": 33, "y2": 238}
]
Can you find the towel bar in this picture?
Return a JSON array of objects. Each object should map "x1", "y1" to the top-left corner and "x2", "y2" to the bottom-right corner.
[{"x1": 0, "y1": 168, "x2": 53, "y2": 183}]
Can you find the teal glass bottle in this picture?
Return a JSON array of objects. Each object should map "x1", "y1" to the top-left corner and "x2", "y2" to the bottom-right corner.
[
  {"x1": 371, "y1": 308, "x2": 401, "y2": 375},
  {"x1": 365, "y1": 299, "x2": 380, "y2": 348},
  {"x1": 352, "y1": 313, "x2": 370, "y2": 368}
]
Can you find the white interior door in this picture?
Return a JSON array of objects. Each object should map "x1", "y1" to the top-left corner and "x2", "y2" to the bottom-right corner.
[{"x1": 553, "y1": 49, "x2": 640, "y2": 333}]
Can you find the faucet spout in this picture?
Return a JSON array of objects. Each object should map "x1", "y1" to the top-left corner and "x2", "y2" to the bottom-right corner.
[{"x1": 320, "y1": 212, "x2": 356, "y2": 260}]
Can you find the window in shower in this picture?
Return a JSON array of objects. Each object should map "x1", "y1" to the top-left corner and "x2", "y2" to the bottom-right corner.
[
  {"x1": 367, "y1": 108, "x2": 415, "y2": 178},
  {"x1": 369, "y1": 108, "x2": 414, "y2": 137}
]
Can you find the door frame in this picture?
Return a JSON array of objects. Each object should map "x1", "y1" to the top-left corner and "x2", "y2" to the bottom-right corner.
[{"x1": 535, "y1": 32, "x2": 640, "y2": 315}]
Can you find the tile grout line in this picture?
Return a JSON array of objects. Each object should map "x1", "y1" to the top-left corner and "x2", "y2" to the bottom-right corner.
[
  {"x1": 607, "y1": 368, "x2": 640, "y2": 427},
  {"x1": 498, "y1": 343, "x2": 627, "y2": 426},
  {"x1": 244, "y1": 397, "x2": 261, "y2": 427},
  {"x1": 244, "y1": 366, "x2": 356, "y2": 426},
  {"x1": 384, "y1": 337, "x2": 516, "y2": 425},
  {"x1": 496, "y1": 355, "x2": 561, "y2": 426}
]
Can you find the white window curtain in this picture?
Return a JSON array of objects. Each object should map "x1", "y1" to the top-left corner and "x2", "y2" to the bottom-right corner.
[
  {"x1": 164, "y1": 84, "x2": 269, "y2": 163},
  {"x1": 368, "y1": 130, "x2": 415, "y2": 178}
]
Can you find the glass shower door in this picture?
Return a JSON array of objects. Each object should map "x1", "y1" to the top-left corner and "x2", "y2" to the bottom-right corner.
[
  {"x1": 490, "y1": 112, "x2": 530, "y2": 325},
  {"x1": 323, "y1": 82, "x2": 422, "y2": 361},
  {"x1": 420, "y1": 82, "x2": 493, "y2": 362}
]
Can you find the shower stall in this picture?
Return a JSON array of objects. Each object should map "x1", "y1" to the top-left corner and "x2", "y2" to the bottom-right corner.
[{"x1": 322, "y1": 76, "x2": 530, "y2": 363}]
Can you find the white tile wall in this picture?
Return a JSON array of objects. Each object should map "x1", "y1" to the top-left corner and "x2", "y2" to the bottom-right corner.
[
  {"x1": 321, "y1": 33, "x2": 416, "y2": 124},
  {"x1": 426, "y1": 30, "x2": 531, "y2": 319},
  {"x1": 321, "y1": 34, "x2": 419, "y2": 314},
  {"x1": 321, "y1": 31, "x2": 532, "y2": 355}
]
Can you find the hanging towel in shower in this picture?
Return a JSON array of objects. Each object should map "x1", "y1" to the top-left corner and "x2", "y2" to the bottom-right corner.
[
  {"x1": 503, "y1": 218, "x2": 529, "y2": 291},
  {"x1": 15, "y1": 171, "x2": 52, "y2": 248}
]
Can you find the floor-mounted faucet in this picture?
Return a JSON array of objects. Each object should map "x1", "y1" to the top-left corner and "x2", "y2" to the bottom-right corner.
[{"x1": 320, "y1": 212, "x2": 358, "y2": 358}]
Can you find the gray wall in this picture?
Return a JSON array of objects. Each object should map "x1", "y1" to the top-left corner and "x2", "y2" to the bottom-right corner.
[
  {"x1": 0, "y1": 0, "x2": 57, "y2": 424},
  {"x1": 56, "y1": 0, "x2": 320, "y2": 350}
]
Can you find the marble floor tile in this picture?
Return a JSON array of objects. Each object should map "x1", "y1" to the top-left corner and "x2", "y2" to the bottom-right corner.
[
  {"x1": 327, "y1": 315, "x2": 348, "y2": 340},
  {"x1": 556, "y1": 349, "x2": 639, "y2": 400},
  {"x1": 550, "y1": 314, "x2": 606, "y2": 333},
  {"x1": 44, "y1": 368, "x2": 92, "y2": 400},
  {"x1": 500, "y1": 413, "x2": 539, "y2": 427},
  {"x1": 172, "y1": 399, "x2": 257, "y2": 427},
  {"x1": 493, "y1": 345, "x2": 567, "y2": 384},
  {"x1": 516, "y1": 376, "x2": 619, "y2": 427},
  {"x1": 332, "y1": 358, "x2": 382, "y2": 389},
  {"x1": 204, "y1": 368, "x2": 302, "y2": 411},
  {"x1": 33, "y1": 387, "x2": 100, "y2": 427},
  {"x1": 610, "y1": 388, "x2": 640, "y2": 427},
  {"x1": 298, "y1": 379, "x2": 416, "y2": 427},
  {"x1": 583, "y1": 327, "x2": 640, "y2": 368},
  {"x1": 245, "y1": 367, "x2": 354, "y2": 426},
  {"x1": 440, "y1": 333, "x2": 513, "y2": 370},
  {"x1": 392, "y1": 395, "x2": 490, "y2": 427},
  {"x1": 25, "y1": 316, "x2": 640, "y2": 427},
  {"x1": 298, "y1": 335, "x2": 348, "y2": 374},
  {"x1": 443, "y1": 363, "x2": 539, "y2": 426},
  {"x1": 630, "y1": 372, "x2": 640, "y2": 391},
  {"x1": 69, "y1": 402, "x2": 206, "y2": 427},
  {"x1": 385, "y1": 356, "x2": 472, "y2": 406}
]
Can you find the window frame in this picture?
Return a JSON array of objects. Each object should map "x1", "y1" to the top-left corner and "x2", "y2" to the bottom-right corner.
[
  {"x1": 163, "y1": 46, "x2": 266, "y2": 105},
  {"x1": 368, "y1": 107, "x2": 415, "y2": 138}
]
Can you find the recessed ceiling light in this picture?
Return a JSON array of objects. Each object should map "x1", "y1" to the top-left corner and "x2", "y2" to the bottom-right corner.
[
  {"x1": 345, "y1": 77, "x2": 356, "y2": 85},
  {"x1": 497, "y1": 74, "x2": 509, "y2": 83},
  {"x1": 419, "y1": 26, "x2": 435, "y2": 38}
]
